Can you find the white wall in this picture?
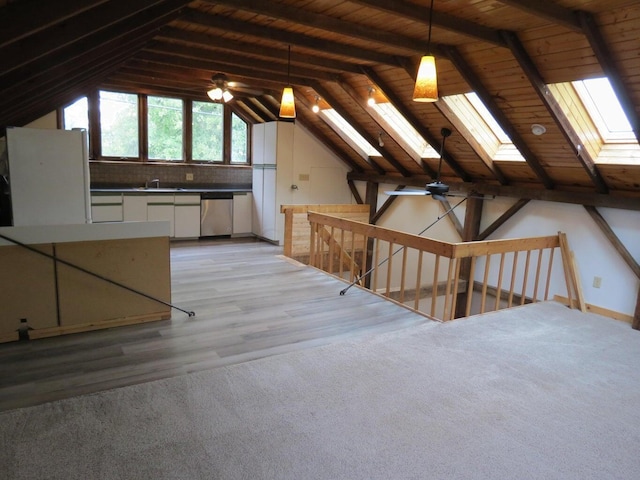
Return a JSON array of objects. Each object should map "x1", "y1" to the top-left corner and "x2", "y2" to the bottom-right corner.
[{"x1": 289, "y1": 124, "x2": 353, "y2": 205}]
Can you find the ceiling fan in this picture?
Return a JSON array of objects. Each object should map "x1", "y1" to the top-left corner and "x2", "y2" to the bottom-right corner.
[
  {"x1": 385, "y1": 127, "x2": 457, "y2": 201},
  {"x1": 207, "y1": 73, "x2": 263, "y2": 103}
]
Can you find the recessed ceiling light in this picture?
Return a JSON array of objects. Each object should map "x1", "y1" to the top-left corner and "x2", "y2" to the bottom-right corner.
[{"x1": 531, "y1": 123, "x2": 546, "y2": 136}]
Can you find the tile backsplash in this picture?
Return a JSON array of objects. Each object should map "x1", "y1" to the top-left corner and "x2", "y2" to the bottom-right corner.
[{"x1": 90, "y1": 161, "x2": 252, "y2": 189}]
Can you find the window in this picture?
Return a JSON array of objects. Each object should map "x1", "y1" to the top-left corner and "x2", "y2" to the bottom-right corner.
[
  {"x1": 63, "y1": 97, "x2": 88, "y2": 131},
  {"x1": 231, "y1": 112, "x2": 248, "y2": 164},
  {"x1": 148, "y1": 96, "x2": 183, "y2": 161},
  {"x1": 442, "y1": 92, "x2": 524, "y2": 162},
  {"x1": 573, "y1": 77, "x2": 634, "y2": 143},
  {"x1": 99, "y1": 91, "x2": 139, "y2": 158},
  {"x1": 192, "y1": 101, "x2": 223, "y2": 162},
  {"x1": 371, "y1": 102, "x2": 439, "y2": 158},
  {"x1": 549, "y1": 76, "x2": 639, "y2": 164},
  {"x1": 322, "y1": 109, "x2": 380, "y2": 157}
]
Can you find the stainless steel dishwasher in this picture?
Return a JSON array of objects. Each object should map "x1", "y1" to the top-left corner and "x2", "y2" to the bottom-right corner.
[{"x1": 200, "y1": 192, "x2": 233, "y2": 237}]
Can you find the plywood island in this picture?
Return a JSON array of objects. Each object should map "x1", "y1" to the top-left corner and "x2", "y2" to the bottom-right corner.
[{"x1": 0, "y1": 222, "x2": 172, "y2": 343}]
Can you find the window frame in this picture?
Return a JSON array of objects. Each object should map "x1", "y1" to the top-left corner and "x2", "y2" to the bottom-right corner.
[{"x1": 59, "y1": 89, "x2": 251, "y2": 165}]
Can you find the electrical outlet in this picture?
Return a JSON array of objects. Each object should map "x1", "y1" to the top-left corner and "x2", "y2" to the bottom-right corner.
[
  {"x1": 186, "y1": 173, "x2": 194, "y2": 181},
  {"x1": 593, "y1": 276, "x2": 602, "y2": 288}
]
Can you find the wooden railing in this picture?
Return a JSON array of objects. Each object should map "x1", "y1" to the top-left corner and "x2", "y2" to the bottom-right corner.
[
  {"x1": 305, "y1": 212, "x2": 581, "y2": 322},
  {"x1": 280, "y1": 204, "x2": 370, "y2": 260}
]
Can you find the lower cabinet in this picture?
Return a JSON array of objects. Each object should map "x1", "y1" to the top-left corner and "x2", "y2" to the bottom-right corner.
[
  {"x1": 174, "y1": 195, "x2": 201, "y2": 238},
  {"x1": 91, "y1": 193, "x2": 123, "y2": 222},
  {"x1": 147, "y1": 195, "x2": 175, "y2": 238}
]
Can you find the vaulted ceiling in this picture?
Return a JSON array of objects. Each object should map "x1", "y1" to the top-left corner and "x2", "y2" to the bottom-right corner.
[{"x1": 1, "y1": 0, "x2": 639, "y2": 209}]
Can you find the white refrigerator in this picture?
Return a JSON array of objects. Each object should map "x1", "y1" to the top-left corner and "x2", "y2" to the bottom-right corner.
[{"x1": 6, "y1": 127, "x2": 91, "y2": 226}]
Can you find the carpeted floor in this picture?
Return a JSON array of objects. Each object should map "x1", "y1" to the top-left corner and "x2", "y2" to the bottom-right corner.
[{"x1": 2, "y1": 301, "x2": 639, "y2": 479}]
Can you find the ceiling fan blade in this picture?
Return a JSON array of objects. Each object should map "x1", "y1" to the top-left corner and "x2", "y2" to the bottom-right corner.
[{"x1": 384, "y1": 190, "x2": 431, "y2": 196}]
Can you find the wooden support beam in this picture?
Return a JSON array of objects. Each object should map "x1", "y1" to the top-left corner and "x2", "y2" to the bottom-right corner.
[
  {"x1": 477, "y1": 199, "x2": 530, "y2": 241},
  {"x1": 455, "y1": 196, "x2": 483, "y2": 318},
  {"x1": 497, "y1": 0, "x2": 582, "y2": 31},
  {"x1": 347, "y1": 0, "x2": 505, "y2": 46},
  {"x1": 364, "y1": 182, "x2": 379, "y2": 289},
  {"x1": 157, "y1": 27, "x2": 362, "y2": 75},
  {"x1": 348, "y1": 180, "x2": 364, "y2": 205},
  {"x1": 584, "y1": 206, "x2": 640, "y2": 279},
  {"x1": 200, "y1": 0, "x2": 428, "y2": 55},
  {"x1": 182, "y1": 10, "x2": 402, "y2": 67},
  {"x1": 441, "y1": 45, "x2": 555, "y2": 190},
  {"x1": 347, "y1": 172, "x2": 640, "y2": 211},
  {"x1": 0, "y1": 0, "x2": 110, "y2": 49},
  {"x1": 577, "y1": 11, "x2": 640, "y2": 144},
  {"x1": 500, "y1": 30, "x2": 609, "y2": 194}
]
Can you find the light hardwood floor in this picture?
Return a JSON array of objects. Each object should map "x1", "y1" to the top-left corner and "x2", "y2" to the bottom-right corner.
[{"x1": 0, "y1": 237, "x2": 431, "y2": 412}]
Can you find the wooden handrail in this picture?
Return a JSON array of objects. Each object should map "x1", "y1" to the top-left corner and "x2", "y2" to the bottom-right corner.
[{"x1": 305, "y1": 211, "x2": 581, "y2": 322}]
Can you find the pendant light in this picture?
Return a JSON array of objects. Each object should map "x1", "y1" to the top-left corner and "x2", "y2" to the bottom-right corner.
[
  {"x1": 413, "y1": 0, "x2": 438, "y2": 102},
  {"x1": 279, "y1": 45, "x2": 296, "y2": 118}
]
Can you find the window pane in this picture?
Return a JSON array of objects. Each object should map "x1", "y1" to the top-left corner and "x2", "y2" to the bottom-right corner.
[
  {"x1": 192, "y1": 101, "x2": 223, "y2": 162},
  {"x1": 63, "y1": 97, "x2": 88, "y2": 131},
  {"x1": 148, "y1": 96, "x2": 183, "y2": 161},
  {"x1": 100, "y1": 91, "x2": 139, "y2": 158},
  {"x1": 231, "y1": 113, "x2": 248, "y2": 163}
]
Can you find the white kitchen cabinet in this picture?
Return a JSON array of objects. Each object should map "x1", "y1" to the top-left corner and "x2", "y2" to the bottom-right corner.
[
  {"x1": 251, "y1": 121, "x2": 294, "y2": 244},
  {"x1": 174, "y1": 194, "x2": 201, "y2": 239},
  {"x1": 123, "y1": 194, "x2": 147, "y2": 222},
  {"x1": 91, "y1": 193, "x2": 123, "y2": 223},
  {"x1": 147, "y1": 194, "x2": 175, "y2": 237},
  {"x1": 233, "y1": 192, "x2": 252, "y2": 236}
]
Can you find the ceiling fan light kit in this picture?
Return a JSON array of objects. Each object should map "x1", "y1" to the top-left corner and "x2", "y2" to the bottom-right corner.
[{"x1": 413, "y1": 0, "x2": 438, "y2": 102}]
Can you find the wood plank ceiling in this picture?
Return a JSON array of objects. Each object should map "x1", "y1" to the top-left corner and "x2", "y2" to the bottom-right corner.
[{"x1": 1, "y1": 0, "x2": 639, "y2": 208}]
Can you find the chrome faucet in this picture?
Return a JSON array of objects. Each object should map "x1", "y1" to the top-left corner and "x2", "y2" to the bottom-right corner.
[{"x1": 146, "y1": 178, "x2": 160, "y2": 188}]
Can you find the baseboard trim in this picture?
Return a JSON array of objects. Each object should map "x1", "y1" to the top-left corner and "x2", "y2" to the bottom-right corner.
[{"x1": 553, "y1": 295, "x2": 633, "y2": 324}]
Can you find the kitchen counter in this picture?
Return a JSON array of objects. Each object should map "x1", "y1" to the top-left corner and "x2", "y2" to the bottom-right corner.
[{"x1": 91, "y1": 187, "x2": 252, "y2": 194}]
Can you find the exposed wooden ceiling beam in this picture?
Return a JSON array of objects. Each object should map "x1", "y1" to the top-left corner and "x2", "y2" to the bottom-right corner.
[
  {"x1": 135, "y1": 51, "x2": 316, "y2": 89},
  {"x1": 584, "y1": 206, "x2": 640, "y2": 279},
  {"x1": 143, "y1": 41, "x2": 339, "y2": 81},
  {"x1": 156, "y1": 27, "x2": 362, "y2": 74},
  {"x1": 362, "y1": 66, "x2": 473, "y2": 183},
  {"x1": 0, "y1": 0, "x2": 186, "y2": 102},
  {"x1": 347, "y1": 172, "x2": 640, "y2": 211},
  {"x1": 348, "y1": 0, "x2": 505, "y2": 46},
  {"x1": 497, "y1": 0, "x2": 581, "y2": 31},
  {"x1": 477, "y1": 199, "x2": 530, "y2": 241},
  {"x1": 0, "y1": 0, "x2": 110, "y2": 48},
  {"x1": 441, "y1": 45, "x2": 555, "y2": 190},
  {"x1": 181, "y1": 9, "x2": 403, "y2": 67},
  {"x1": 200, "y1": 0, "x2": 427, "y2": 54},
  {"x1": 311, "y1": 81, "x2": 412, "y2": 177},
  {"x1": 0, "y1": 0, "x2": 188, "y2": 76},
  {"x1": 500, "y1": 30, "x2": 609, "y2": 194},
  {"x1": 577, "y1": 11, "x2": 640, "y2": 144}
]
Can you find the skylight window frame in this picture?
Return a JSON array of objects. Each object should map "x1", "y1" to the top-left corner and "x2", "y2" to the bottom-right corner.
[
  {"x1": 572, "y1": 77, "x2": 635, "y2": 143},
  {"x1": 321, "y1": 108, "x2": 380, "y2": 158},
  {"x1": 370, "y1": 102, "x2": 439, "y2": 159},
  {"x1": 441, "y1": 92, "x2": 525, "y2": 162}
]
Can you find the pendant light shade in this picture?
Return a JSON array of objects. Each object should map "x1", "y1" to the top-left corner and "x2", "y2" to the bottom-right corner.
[
  {"x1": 413, "y1": 0, "x2": 438, "y2": 102},
  {"x1": 279, "y1": 86, "x2": 296, "y2": 118},
  {"x1": 279, "y1": 45, "x2": 296, "y2": 119},
  {"x1": 413, "y1": 55, "x2": 438, "y2": 102}
]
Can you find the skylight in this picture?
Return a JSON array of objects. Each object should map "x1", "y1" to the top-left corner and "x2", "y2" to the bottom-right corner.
[
  {"x1": 371, "y1": 102, "x2": 439, "y2": 158},
  {"x1": 442, "y1": 92, "x2": 524, "y2": 162},
  {"x1": 573, "y1": 77, "x2": 634, "y2": 142},
  {"x1": 322, "y1": 109, "x2": 380, "y2": 157},
  {"x1": 548, "y1": 76, "x2": 639, "y2": 164}
]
